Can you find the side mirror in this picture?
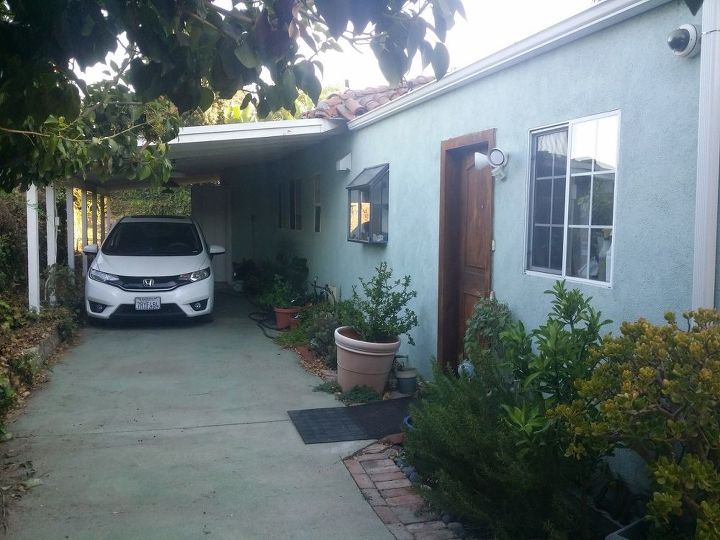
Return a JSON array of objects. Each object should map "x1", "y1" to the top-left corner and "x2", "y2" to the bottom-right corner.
[
  {"x1": 209, "y1": 245, "x2": 226, "y2": 258},
  {"x1": 83, "y1": 244, "x2": 98, "y2": 255}
]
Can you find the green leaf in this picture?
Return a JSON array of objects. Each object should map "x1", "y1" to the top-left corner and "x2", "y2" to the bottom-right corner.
[
  {"x1": 199, "y1": 87, "x2": 215, "y2": 111},
  {"x1": 431, "y1": 42, "x2": 450, "y2": 80},
  {"x1": 234, "y1": 42, "x2": 260, "y2": 69},
  {"x1": 432, "y1": 4, "x2": 448, "y2": 41},
  {"x1": 240, "y1": 92, "x2": 253, "y2": 110},
  {"x1": 315, "y1": 0, "x2": 351, "y2": 39},
  {"x1": 685, "y1": 0, "x2": 703, "y2": 14},
  {"x1": 295, "y1": 61, "x2": 322, "y2": 103},
  {"x1": 371, "y1": 39, "x2": 405, "y2": 86},
  {"x1": 419, "y1": 41, "x2": 433, "y2": 69}
]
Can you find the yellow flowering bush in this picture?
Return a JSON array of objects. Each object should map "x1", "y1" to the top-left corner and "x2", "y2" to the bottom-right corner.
[{"x1": 553, "y1": 310, "x2": 720, "y2": 538}]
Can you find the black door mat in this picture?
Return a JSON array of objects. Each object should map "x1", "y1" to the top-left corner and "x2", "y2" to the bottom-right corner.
[{"x1": 288, "y1": 398, "x2": 414, "y2": 444}]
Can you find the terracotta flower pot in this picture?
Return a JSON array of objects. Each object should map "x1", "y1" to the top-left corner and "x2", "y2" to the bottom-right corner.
[
  {"x1": 274, "y1": 306, "x2": 301, "y2": 330},
  {"x1": 335, "y1": 326, "x2": 400, "y2": 394}
]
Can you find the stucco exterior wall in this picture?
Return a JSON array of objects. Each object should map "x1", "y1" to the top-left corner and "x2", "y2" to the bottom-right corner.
[{"x1": 229, "y1": 1, "x2": 701, "y2": 377}]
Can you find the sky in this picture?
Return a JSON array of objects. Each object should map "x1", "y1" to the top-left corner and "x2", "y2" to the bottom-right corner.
[
  {"x1": 78, "y1": 1, "x2": 596, "y2": 90},
  {"x1": 317, "y1": 0, "x2": 595, "y2": 89}
]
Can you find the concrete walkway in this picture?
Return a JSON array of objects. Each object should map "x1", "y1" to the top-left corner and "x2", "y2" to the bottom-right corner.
[{"x1": 5, "y1": 293, "x2": 392, "y2": 540}]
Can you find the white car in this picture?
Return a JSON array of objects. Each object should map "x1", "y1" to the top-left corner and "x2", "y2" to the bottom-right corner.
[{"x1": 83, "y1": 216, "x2": 225, "y2": 321}]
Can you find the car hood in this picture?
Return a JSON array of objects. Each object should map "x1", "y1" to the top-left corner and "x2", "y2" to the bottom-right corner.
[{"x1": 92, "y1": 253, "x2": 210, "y2": 277}]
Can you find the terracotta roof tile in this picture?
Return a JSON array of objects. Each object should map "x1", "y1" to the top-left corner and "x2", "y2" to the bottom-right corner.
[{"x1": 303, "y1": 75, "x2": 434, "y2": 121}]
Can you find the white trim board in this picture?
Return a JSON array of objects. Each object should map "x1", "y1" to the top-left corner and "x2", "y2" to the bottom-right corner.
[{"x1": 348, "y1": 0, "x2": 671, "y2": 131}]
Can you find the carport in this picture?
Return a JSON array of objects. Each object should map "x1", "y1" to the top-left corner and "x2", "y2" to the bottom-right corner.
[{"x1": 23, "y1": 118, "x2": 346, "y2": 310}]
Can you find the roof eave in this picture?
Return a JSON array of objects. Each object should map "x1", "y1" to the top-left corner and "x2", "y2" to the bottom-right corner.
[{"x1": 348, "y1": 0, "x2": 672, "y2": 131}]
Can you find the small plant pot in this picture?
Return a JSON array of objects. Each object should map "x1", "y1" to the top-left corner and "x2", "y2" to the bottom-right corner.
[
  {"x1": 335, "y1": 326, "x2": 400, "y2": 394},
  {"x1": 395, "y1": 368, "x2": 418, "y2": 394},
  {"x1": 288, "y1": 313, "x2": 301, "y2": 329},
  {"x1": 274, "y1": 306, "x2": 301, "y2": 330}
]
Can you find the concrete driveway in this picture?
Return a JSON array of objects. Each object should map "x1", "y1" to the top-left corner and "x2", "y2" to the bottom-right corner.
[{"x1": 5, "y1": 293, "x2": 392, "y2": 540}]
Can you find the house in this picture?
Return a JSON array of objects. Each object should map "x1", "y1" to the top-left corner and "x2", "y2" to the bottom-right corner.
[{"x1": 26, "y1": 0, "x2": 719, "y2": 376}]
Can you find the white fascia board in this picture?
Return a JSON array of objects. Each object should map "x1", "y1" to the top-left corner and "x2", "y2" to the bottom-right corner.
[
  {"x1": 348, "y1": 0, "x2": 671, "y2": 131},
  {"x1": 171, "y1": 118, "x2": 346, "y2": 145}
]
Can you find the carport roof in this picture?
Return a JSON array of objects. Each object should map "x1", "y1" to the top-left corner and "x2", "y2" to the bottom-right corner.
[{"x1": 80, "y1": 117, "x2": 346, "y2": 191}]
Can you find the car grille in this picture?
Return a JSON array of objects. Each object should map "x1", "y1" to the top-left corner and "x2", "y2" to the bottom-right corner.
[{"x1": 115, "y1": 275, "x2": 183, "y2": 292}]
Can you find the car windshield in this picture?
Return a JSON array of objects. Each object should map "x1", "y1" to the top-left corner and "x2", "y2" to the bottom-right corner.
[{"x1": 102, "y1": 221, "x2": 203, "y2": 256}]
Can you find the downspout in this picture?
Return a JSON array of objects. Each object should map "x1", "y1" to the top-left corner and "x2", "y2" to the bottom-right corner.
[{"x1": 691, "y1": 0, "x2": 720, "y2": 309}]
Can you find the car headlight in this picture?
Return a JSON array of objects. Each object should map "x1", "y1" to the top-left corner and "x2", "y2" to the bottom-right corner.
[
  {"x1": 89, "y1": 268, "x2": 120, "y2": 283},
  {"x1": 179, "y1": 267, "x2": 211, "y2": 282}
]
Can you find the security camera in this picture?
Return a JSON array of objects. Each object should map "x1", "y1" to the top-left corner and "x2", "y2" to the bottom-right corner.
[{"x1": 667, "y1": 24, "x2": 700, "y2": 57}]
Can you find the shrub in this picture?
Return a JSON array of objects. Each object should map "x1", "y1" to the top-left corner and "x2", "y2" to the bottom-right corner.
[
  {"x1": 406, "y1": 282, "x2": 611, "y2": 539},
  {"x1": 405, "y1": 365, "x2": 572, "y2": 539},
  {"x1": 0, "y1": 374, "x2": 15, "y2": 420},
  {"x1": 463, "y1": 296, "x2": 512, "y2": 363},
  {"x1": 304, "y1": 300, "x2": 351, "y2": 368},
  {"x1": 555, "y1": 309, "x2": 720, "y2": 538},
  {"x1": 345, "y1": 262, "x2": 418, "y2": 344}
]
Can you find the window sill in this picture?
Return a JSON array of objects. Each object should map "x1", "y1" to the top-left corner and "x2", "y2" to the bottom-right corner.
[{"x1": 524, "y1": 270, "x2": 612, "y2": 289}]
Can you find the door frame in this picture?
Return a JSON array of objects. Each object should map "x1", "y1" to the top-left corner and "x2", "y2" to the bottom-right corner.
[{"x1": 437, "y1": 129, "x2": 495, "y2": 370}]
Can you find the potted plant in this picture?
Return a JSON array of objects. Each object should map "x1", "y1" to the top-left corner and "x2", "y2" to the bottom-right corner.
[
  {"x1": 260, "y1": 275, "x2": 304, "y2": 330},
  {"x1": 334, "y1": 262, "x2": 418, "y2": 394},
  {"x1": 394, "y1": 355, "x2": 418, "y2": 395}
]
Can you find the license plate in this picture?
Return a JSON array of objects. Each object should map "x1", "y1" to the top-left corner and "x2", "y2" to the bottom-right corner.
[{"x1": 135, "y1": 297, "x2": 161, "y2": 311}]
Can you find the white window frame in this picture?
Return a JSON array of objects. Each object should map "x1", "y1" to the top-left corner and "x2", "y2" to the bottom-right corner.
[{"x1": 524, "y1": 110, "x2": 621, "y2": 289}]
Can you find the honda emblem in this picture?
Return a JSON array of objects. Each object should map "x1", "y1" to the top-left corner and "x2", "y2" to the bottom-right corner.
[{"x1": 143, "y1": 278, "x2": 154, "y2": 287}]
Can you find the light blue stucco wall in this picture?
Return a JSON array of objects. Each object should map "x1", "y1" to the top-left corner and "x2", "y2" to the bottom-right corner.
[{"x1": 229, "y1": 1, "x2": 701, "y2": 377}]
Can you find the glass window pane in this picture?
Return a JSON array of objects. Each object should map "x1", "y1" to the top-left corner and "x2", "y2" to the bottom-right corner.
[
  {"x1": 534, "y1": 179, "x2": 552, "y2": 224},
  {"x1": 570, "y1": 120, "x2": 596, "y2": 174},
  {"x1": 595, "y1": 115, "x2": 619, "y2": 171},
  {"x1": 566, "y1": 228, "x2": 590, "y2": 279},
  {"x1": 535, "y1": 130, "x2": 567, "y2": 178},
  {"x1": 592, "y1": 174, "x2": 615, "y2": 226},
  {"x1": 360, "y1": 189, "x2": 370, "y2": 241},
  {"x1": 552, "y1": 178, "x2": 566, "y2": 225},
  {"x1": 531, "y1": 226, "x2": 550, "y2": 269},
  {"x1": 349, "y1": 190, "x2": 360, "y2": 240},
  {"x1": 550, "y1": 227, "x2": 564, "y2": 271},
  {"x1": 590, "y1": 228, "x2": 613, "y2": 282},
  {"x1": 569, "y1": 176, "x2": 591, "y2": 225}
]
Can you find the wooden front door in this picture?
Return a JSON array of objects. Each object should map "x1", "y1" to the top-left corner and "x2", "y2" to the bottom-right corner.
[{"x1": 438, "y1": 130, "x2": 495, "y2": 370}]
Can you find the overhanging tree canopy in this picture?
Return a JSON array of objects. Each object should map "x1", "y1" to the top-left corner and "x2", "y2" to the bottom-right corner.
[{"x1": 0, "y1": 0, "x2": 464, "y2": 191}]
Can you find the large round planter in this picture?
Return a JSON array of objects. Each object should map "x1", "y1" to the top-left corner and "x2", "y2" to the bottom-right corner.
[
  {"x1": 335, "y1": 326, "x2": 400, "y2": 394},
  {"x1": 274, "y1": 306, "x2": 301, "y2": 330}
]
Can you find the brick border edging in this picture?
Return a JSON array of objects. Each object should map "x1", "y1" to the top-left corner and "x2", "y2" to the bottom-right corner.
[{"x1": 343, "y1": 443, "x2": 465, "y2": 540}]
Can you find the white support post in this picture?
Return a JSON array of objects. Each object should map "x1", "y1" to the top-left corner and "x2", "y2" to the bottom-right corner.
[
  {"x1": 81, "y1": 189, "x2": 88, "y2": 276},
  {"x1": 91, "y1": 191, "x2": 98, "y2": 246},
  {"x1": 26, "y1": 185, "x2": 41, "y2": 312},
  {"x1": 65, "y1": 187, "x2": 75, "y2": 270},
  {"x1": 100, "y1": 195, "x2": 106, "y2": 242},
  {"x1": 45, "y1": 184, "x2": 57, "y2": 267},
  {"x1": 692, "y1": 1, "x2": 720, "y2": 309}
]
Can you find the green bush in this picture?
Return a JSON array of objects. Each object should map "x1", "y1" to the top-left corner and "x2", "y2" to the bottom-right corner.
[
  {"x1": 405, "y1": 282, "x2": 611, "y2": 539},
  {"x1": 304, "y1": 300, "x2": 351, "y2": 369},
  {"x1": 554, "y1": 309, "x2": 720, "y2": 538},
  {"x1": 0, "y1": 374, "x2": 15, "y2": 420},
  {"x1": 405, "y1": 365, "x2": 575, "y2": 539},
  {"x1": 345, "y1": 262, "x2": 418, "y2": 344}
]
